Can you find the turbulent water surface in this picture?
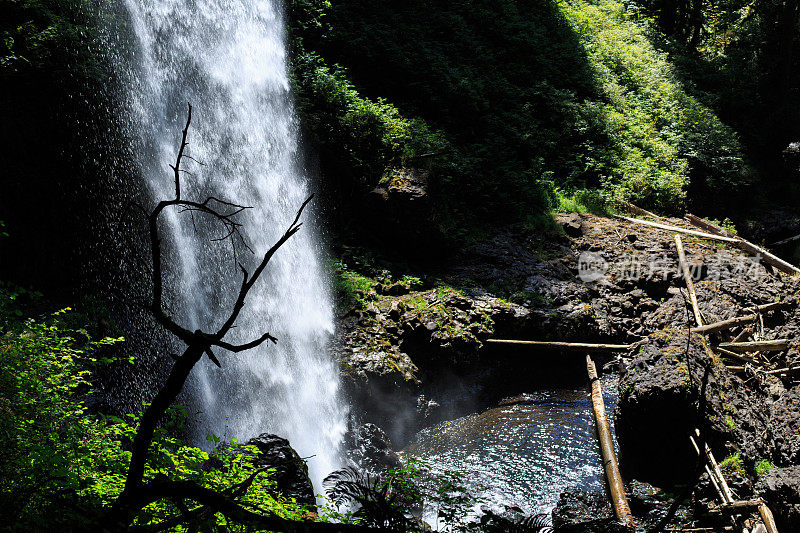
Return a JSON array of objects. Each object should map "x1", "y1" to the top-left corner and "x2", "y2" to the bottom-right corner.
[
  {"x1": 110, "y1": 0, "x2": 347, "y2": 487},
  {"x1": 404, "y1": 377, "x2": 619, "y2": 516}
]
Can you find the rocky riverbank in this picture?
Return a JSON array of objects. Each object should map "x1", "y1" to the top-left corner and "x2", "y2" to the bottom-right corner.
[{"x1": 334, "y1": 212, "x2": 800, "y2": 530}]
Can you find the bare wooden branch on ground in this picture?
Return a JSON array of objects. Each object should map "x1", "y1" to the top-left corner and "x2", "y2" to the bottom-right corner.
[
  {"x1": 685, "y1": 214, "x2": 800, "y2": 277},
  {"x1": 586, "y1": 355, "x2": 635, "y2": 529},
  {"x1": 675, "y1": 235, "x2": 704, "y2": 326},
  {"x1": 718, "y1": 340, "x2": 789, "y2": 353},
  {"x1": 486, "y1": 339, "x2": 633, "y2": 351},
  {"x1": 615, "y1": 215, "x2": 739, "y2": 243}
]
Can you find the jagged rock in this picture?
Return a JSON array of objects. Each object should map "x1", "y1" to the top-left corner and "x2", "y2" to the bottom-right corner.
[
  {"x1": 551, "y1": 488, "x2": 631, "y2": 532},
  {"x1": 627, "y1": 480, "x2": 690, "y2": 526},
  {"x1": 558, "y1": 213, "x2": 584, "y2": 237},
  {"x1": 615, "y1": 327, "x2": 772, "y2": 485},
  {"x1": 384, "y1": 282, "x2": 410, "y2": 296},
  {"x1": 756, "y1": 465, "x2": 800, "y2": 529},
  {"x1": 345, "y1": 423, "x2": 402, "y2": 475},
  {"x1": 235, "y1": 434, "x2": 316, "y2": 507}
]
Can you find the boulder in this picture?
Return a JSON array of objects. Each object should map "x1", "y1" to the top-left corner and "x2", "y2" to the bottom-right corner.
[
  {"x1": 236, "y1": 434, "x2": 316, "y2": 507},
  {"x1": 551, "y1": 488, "x2": 631, "y2": 532},
  {"x1": 345, "y1": 423, "x2": 402, "y2": 475},
  {"x1": 756, "y1": 465, "x2": 800, "y2": 530},
  {"x1": 557, "y1": 212, "x2": 584, "y2": 237},
  {"x1": 615, "y1": 327, "x2": 771, "y2": 486}
]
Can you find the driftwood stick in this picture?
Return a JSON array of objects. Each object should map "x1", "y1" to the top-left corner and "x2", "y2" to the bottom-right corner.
[
  {"x1": 716, "y1": 347, "x2": 756, "y2": 363},
  {"x1": 685, "y1": 214, "x2": 800, "y2": 276},
  {"x1": 694, "y1": 429, "x2": 735, "y2": 504},
  {"x1": 698, "y1": 301, "x2": 791, "y2": 334},
  {"x1": 713, "y1": 500, "x2": 780, "y2": 533},
  {"x1": 732, "y1": 327, "x2": 753, "y2": 343},
  {"x1": 615, "y1": 215, "x2": 739, "y2": 243},
  {"x1": 694, "y1": 315, "x2": 758, "y2": 334},
  {"x1": 586, "y1": 355, "x2": 635, "y2": 528},
  {"x1": 770, "y1": 232, "x2": 800, "y2": 246},
  {"x1": 726, "y1": 366, "x2": 746, "y2": 372},
  {"x1": 758, "y1": 501, "x2": 779, "y2": 533},
  {"x1": 764, "y1": 366, "x2": 800, "y2": 375},
  {"x1": 675, "y1": 235, "x2": 704, "y2": 327},
  {"x1": 486, "y1": 339, "x2": 632, "y2": 351},
  {"x1": 718, "y1": 340, "x2": 789, "y2": 353}
]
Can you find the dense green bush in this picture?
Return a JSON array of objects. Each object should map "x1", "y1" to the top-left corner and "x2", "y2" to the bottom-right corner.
[
  {"x1": 0, "y1": 290, "x2": 311, "y2": 530},
  {"x1": 288, "y1": 0, "x2": 751, "y2": 221},
  {"x1": 292, "y1": 51, "x2": 448, "y2": 191},
  {"x1": 559, "y1": 0, "x2": 749, "y2": 210}
]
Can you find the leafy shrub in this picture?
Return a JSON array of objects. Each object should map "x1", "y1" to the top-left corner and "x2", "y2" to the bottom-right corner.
[
  {"x1": 754, "y1": 459, "x2": 773, "y2": 478},
  {"x1": 324, "y1": 458, "x2": 482, "y2": 532},
  {"x1": 288, "y1": 0, "x2": 751, "y2": 225},
  {"x1": 0, "y1": 292, "x2": 311, "y2": 530}
]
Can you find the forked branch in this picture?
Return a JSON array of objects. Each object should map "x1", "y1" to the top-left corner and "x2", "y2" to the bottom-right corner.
[{"x1": 108, "y1": 105, "x2": 337, "y2": 532}]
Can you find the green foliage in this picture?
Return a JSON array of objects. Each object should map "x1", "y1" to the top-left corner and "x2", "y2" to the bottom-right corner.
[
  {"x1": 395, "y1": 458, "x2": 483, "y2": 533},
  {"x1": 288, "y1": 0, "x2": 751, "y2": 226},
  {"x1": 558, "y1": 0, "x2": 748, "y2": 211},
  {"x1": 331, "y1": 259, "x2": 378, "y2": 309},
  {"x1": 754, "y1": 459, "x2": 774, "y2": 478},
  {"x1": 554, "y1": 187, "x2": 615, "y2": 216},
  {"x1": 719, "y1": 452, "x2": 745, "y2": 476},
  {"x1": 324, "y1": 458, "x2": 482, "y2": 532},
  {"x1": 0, "y1": 291, "x2": 312, "y2": 530},
  {"x1": 291, "y1": 50, "x2": 448, "y2": 191},
  {"x1": 0, "y1": 0, "x2": 104, "y2": 79}
]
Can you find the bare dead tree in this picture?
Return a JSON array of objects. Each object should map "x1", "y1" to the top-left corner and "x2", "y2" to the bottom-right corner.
[{"x1": 106, "y1": 105, "x2": 376, "y2": 532}]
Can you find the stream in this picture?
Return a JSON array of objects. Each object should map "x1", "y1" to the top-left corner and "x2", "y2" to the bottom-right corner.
[{"x1": 402, "y1": 375, "x2": 618, "y2": 517}]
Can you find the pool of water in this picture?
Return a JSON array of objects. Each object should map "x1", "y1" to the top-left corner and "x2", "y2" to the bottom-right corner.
[{"x1": 402, "y1": 376, "x2": 618, "y2": 516}]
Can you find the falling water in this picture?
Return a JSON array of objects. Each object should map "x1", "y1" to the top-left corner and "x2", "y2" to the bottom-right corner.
[{"x1": 109, "y1": 0, "x2": 348, "y2": 487}]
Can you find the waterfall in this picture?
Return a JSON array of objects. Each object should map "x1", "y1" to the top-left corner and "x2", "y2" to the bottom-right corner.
[{"x1": 109, "y1": 0, "x2": 348, "y2": 488}]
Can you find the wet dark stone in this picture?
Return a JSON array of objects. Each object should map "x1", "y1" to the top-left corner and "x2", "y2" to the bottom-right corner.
[
  {"x1": 345, "y1": 423, "x2": 402, "y2": 475},
  {"x1": 551, "y1": 488, "x2": 631, "y2": 532},
  {"x1": 756, "y1": 465, "x2": 800, "y2": 530},
  {"x1": 236, "y1": 434, "x2": 316, "y2": 507}
]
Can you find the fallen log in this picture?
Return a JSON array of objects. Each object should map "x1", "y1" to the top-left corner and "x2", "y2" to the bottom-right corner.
[
  {"x1": 685, "y1": 214, "x2": 800, "y2": 277},
  {"x1": 587, "y1": 355, "x2": 635, "y2": 528},
  {"x1": 718, "y1": 340, "x2": 789, "y2": 353},
  {"x1": 620, "y1": 201, "x2": 663, "y2": 220},
  {"x1": 485, "y1": 339, "x2": 633, "y2": 351},
  {"x1": 675, "y1": 235, "x2": 704, "y2": 326},
  {"x1": 615, "y1": 215, "x2": 739, "y2": 243},
  {"x1": 694, "y1": 315, "x2": 757, "y2": 334},
  {"x1": 764, "y1": 366, "x2": 800, "y2": 375},
  {"x1": 693, "y1": 302, "x2": 789, "y2": 334}
]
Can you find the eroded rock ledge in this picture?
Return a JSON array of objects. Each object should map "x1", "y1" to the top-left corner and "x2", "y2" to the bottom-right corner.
[{"x1": 334, "y1": 213, "x2": 800, "y2": 530}]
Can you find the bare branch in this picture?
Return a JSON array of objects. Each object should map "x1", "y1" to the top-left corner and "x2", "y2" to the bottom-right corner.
[
  {"x1": 173, "y1": 103, "x2": 192, "y2": 200},
  {"x1": 213, "y1": 332, "x2": 278, "y2": 353},
  {"x1": 126, "y1": 480, "x2": 380, "y2": 532},
  {"x1": 110, "y1": 106, "x2": 318, "y2": 532}
]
